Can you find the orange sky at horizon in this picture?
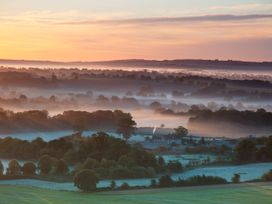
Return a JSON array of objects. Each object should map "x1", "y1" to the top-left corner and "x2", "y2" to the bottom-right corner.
[{"x1": 1, "y1": 1, "x2": 272, "y2": 61}]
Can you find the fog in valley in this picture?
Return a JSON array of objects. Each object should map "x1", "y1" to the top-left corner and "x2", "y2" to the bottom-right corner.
[{"x1": 0, "y1": 62, "x2": 271, "y2": 138}]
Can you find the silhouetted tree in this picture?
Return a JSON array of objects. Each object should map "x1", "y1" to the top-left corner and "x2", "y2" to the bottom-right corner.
[
  {"x1": 74, "y1": 170, "x2": 99, "y2": 192},
  {"x1": 7, "y1": 159, "x2": 21, "y2": 176},
  {"x1": 22, "y1": 162, "x2": 36, "y2": 175},
  {"x1": 174, "y1": 126, "x2": 188, "y2": 138},
  {"x1": 235, "y1": 139, "x2": 256, "y2": 162},
  {"x1": 38, "y1": 155, "x2": 52, "y2": 175},
  {"x1": 117, "y1": 117, "x2": 136, "y2": 141},
  {"x1": 159, "y1": 175, "x2": 173, "y2": 187},
  {"x1": 232, "y1": 173, "x2": 240, "y2": 183}
]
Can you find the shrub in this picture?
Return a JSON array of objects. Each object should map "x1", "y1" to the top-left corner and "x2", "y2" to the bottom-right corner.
[
  {"x1": 261, "y1": 170, "x2": 272, "y2": 181},
  {"x1": 119, "y1": 182, "x2": 129, "y2": 190},
  {"x1": 159, "y1": 175, "x2": 173, "y2": 187},
  {"x1": 186, "y1": 175, "x2": 227, "y2": 185},
  {"x1": 74, "y1": 170, "x2": 99, "y2": 192},
  {"x1": 232, "y1": 173, "x2": 240, "y2": 183}
]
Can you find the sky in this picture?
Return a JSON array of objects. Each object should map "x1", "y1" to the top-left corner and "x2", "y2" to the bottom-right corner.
[{"x1": 0, "y1": 0, "x2": 272, "y2": 61}]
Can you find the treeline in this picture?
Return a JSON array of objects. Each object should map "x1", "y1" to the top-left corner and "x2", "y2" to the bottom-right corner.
[
  {"x1": 234, "y1": 136, "x2": 272, "y2": 163},
  {"x1": 0, "y1": 133, "x2": 182, "y2": 180},
  {"x1": 189, "y1": 108, "x2": 272, "y2": 127},
  {"x1": 0, "y1": 108, "x2": 133, "y2": 133}
]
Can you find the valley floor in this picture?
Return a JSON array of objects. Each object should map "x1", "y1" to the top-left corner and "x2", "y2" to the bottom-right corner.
[{"x1": 0, "y1": 182, "x2": 271, "y2": 204}]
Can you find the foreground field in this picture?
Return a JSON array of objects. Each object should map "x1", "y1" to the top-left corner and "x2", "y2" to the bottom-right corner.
[{"x1": 0, "y1": 183, "x2": 272, "y2": 204}]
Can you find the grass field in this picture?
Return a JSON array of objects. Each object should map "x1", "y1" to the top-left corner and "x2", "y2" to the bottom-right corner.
[{"x1": 0, "y1": 183, "x2": 271, "y2": 204}]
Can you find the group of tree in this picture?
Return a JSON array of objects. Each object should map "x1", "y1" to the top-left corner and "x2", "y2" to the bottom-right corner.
[
  {"x1": 0, "y1": 157, "x2": 69, "y2": 177},
  {"x1": 0, "y1": 133, "x2": 183, "y2": 181},
  {"x1": 0, "y1": 160, "x2": 35, "y2": 176},
  {"x1": 149, "y1": 174, "x2": 227, "y2": 189},
  {"x1": 234, "y1": 136, "x2": 272, "y2": 163},
  {"x1": 189, "y1": 108, "x2": 272, "y2": 128},
  {"x1": 0, "y1": 108, "x2": 136, "y2": 134}
]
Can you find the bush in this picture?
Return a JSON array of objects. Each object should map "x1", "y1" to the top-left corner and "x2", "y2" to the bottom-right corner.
[
  {"x1": 22, "y1": 162, "x2": 36, "y2": 175},
  {"x1": 186, "y1": 175, "x2": 227, "y2": 185},
  {"x1": 159, "y1": 175, "x2": 173, "y2": 187},
  {"x1": 261, "y1": 170, "x2": 272, "y2": 181},
  {"x1": 232, "y1": 173, "x2": 240, "y2": 183},
  {"x1": 74, "y1": 170, "x2": 99, "y2": 192},
  {"x1": 119, "y1": 182, "x2": 129, "y2": 190}
]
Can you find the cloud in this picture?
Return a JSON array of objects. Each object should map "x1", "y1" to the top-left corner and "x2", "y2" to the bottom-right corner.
[
  {"x1": 209, "y1": 3, "x2": 272, "y2": 12},
  {"x1": 59, "y1": 14, "x2": 272, "y2": 25}
]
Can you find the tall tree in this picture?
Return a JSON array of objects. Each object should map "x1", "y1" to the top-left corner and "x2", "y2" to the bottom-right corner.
[{"x1": 117, "y1": 117, "x2": 136, "y2": 141}]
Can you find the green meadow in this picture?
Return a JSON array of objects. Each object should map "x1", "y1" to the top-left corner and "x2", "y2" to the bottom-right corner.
[{"x1": 0, "y1": 183, "x2": 271, "y2": 204}]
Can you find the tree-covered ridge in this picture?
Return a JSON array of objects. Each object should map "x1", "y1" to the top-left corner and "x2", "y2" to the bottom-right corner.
[
  {"x1": 0, "y1": 132, "x2": 182, "y2": 180},
  {"x1": 189, "y1": 108, "x2": 272, "y2": 127},
  {"x1": 0, "y1": 109, "x2": 134, "y2": 133}
]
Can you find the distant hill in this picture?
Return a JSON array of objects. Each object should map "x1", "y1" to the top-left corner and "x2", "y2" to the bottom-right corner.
[{"x1": 0, "y1": 59, "x2": 272, "y2": 70}]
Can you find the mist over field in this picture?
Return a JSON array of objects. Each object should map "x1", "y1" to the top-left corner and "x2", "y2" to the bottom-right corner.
[
  {"x1": 0, "y1": 61, "x2": 271, "y2": 138},
  {"x1": 1, "y1": 1, "x2": 272, "y2": 203}
]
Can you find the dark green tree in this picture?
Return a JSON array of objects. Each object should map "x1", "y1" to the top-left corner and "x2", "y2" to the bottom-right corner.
[
  {"x1": 235, "y1": 139, "x2": 256, "y2": 162},
  {"x1": 74, "y1": 170, "x2": 99, "y2": 192},
  {"x1": 117, "y1": 117, "x2": 136, "y2": 141},
  {"x1": 174, "y1": 126, "x2": 188, "y2": 137},
  {"x1": 159, "y1": 175, "x2": 173, "y2": 187},
  {"x1": 232, "y1": 173, "x2": 240, "y2": 183},
  {"x1": 119, "y1": 182, "x2": 129, "y2": 190}
]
